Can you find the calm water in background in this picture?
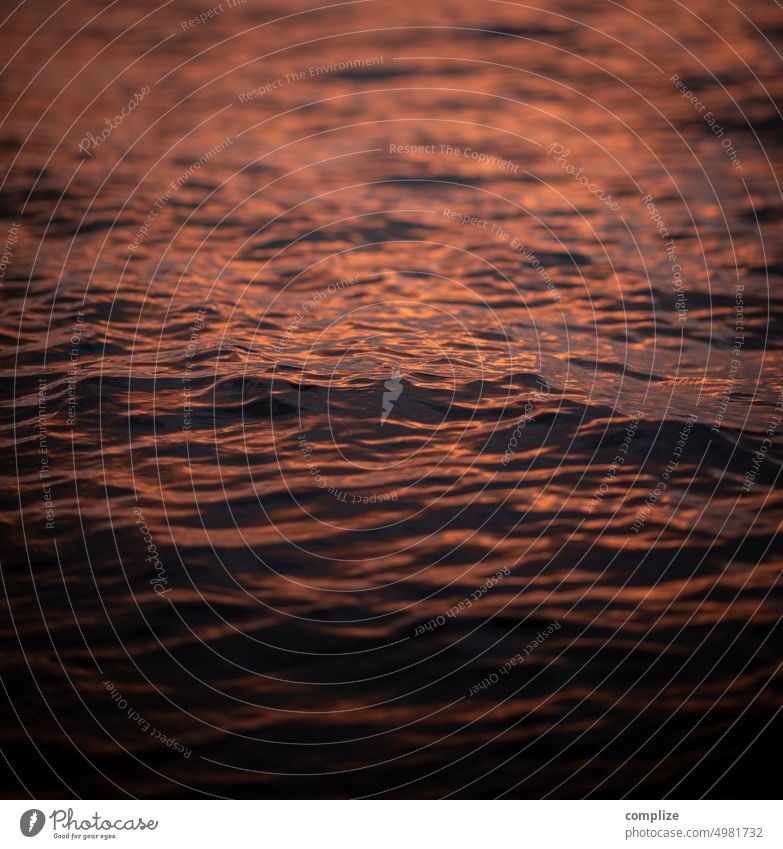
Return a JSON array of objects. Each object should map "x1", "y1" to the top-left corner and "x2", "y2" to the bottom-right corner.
[{"x1": 1, "y1": 0, "x2": 782, "y2": 797}]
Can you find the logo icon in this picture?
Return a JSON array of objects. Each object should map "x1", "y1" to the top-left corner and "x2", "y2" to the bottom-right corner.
[
  {"x1": 380, "y1": 367, "x2": 403, "y2": 425},
  {"x1": 20, "y1": 809, "x2": 45, "y2": 837}
]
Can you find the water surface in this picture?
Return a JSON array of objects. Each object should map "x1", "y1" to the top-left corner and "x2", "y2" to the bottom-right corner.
[{"x1": 1, "y1": 0, "x2": 782, "y2": 798}]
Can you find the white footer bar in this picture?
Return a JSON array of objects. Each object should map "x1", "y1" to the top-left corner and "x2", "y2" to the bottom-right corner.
[{"x1": 2, "y1": 800, "x2": 779, "y2": 849}]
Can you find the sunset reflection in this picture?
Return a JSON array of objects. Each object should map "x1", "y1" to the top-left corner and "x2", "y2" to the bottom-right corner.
[{"x1": 0, "y1": 0, "x2": 781, "y2": 800}]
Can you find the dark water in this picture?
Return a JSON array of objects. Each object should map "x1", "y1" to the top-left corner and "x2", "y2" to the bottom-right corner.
[{"x1": 1, "y1": 0, "x2": 782, "y2": 798}]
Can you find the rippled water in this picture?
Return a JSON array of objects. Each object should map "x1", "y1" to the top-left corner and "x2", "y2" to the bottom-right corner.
[{"x1": 1, "y1": 0, "x2": 782, "y2": 798}]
